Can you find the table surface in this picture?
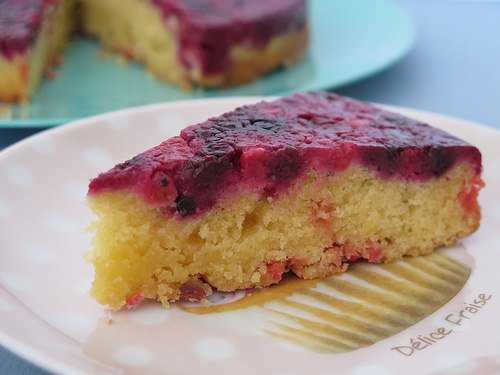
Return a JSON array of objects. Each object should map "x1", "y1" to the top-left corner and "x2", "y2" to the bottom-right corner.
[{"x1": 1, "y1": 1, "x2": 498, "y2": 374}]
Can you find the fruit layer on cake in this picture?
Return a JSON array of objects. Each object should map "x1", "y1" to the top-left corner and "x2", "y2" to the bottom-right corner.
[
  {"x1": 87, "y1": 92, "x2": 483, "y2": 310},
  {"x1": 0, "y1": 0, "x2": 308, "y2": 102}
]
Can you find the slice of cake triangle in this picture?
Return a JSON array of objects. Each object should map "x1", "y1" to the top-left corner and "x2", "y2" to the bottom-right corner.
[{"x1": 87, "y1": 92, "x2": 483, "y2": 309}]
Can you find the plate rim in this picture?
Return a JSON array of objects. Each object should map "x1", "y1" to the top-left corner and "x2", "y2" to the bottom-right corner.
[
  {"x1": 0, "y1": 316, "x2": 88, "y2": 375},
  {"x1": 0, "y1": 96, "x2": 499, "y2": 375},
  {"x1": 2, "y1": 96, "x2": 499, "y2": 163}
]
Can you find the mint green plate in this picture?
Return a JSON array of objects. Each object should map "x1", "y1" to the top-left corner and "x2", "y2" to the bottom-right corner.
[{"x1": 0, "y1": 0, "x2": 414, "y2": 127}]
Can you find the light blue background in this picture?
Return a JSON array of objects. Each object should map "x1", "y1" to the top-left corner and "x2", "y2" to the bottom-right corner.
[{"x1": 0, "y1": 1, "x2": 498, "y2": 373}]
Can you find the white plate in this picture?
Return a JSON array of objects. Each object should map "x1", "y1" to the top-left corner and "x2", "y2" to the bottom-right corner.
[{"x1": 0, "y1": 98, "x2": 499, "y2": 375}]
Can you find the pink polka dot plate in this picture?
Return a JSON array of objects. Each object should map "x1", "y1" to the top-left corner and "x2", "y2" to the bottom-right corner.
[{"x1": 0, "y1": 98, "x2": 499, "y2": 374}]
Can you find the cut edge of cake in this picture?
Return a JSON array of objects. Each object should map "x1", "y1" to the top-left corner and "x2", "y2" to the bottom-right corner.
[{"x1": 88, "y1": 163, "x2": 482, "y2": 310}]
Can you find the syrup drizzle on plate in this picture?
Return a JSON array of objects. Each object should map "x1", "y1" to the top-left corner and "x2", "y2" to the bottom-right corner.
[{"x1": 182, "y1": 253, "x2": 470, "y2": 353}]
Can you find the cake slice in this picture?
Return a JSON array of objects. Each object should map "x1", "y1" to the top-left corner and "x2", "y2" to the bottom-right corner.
[
  {"x1": 80, "y1": 0, "x2": 308, "y2": 89},
  {"x1": 0, "y1": 0, "x2": 75, "y2": 102},
  {"x1": 87, "y1": 92, "x2": 483, "y2": 310}
]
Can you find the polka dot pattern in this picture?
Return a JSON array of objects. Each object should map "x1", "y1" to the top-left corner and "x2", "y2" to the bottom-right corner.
[
  {"x1": 155, "y1": 113, "x2": 184, "y2": 135},
  {"x1": 435, "y1": 353, "x2": 476, "y2": 372},
  {"x1": 112, "y1": 346, "x2": 153, "y2": 367},
  {"x1": 274, "y1": 339, "x2": 305, "y2": 353},
  {"x1": 30, "y1": 139, "x2": 54, "y2": 156},
  {"x1": 0, "y1": 99, "x2": 497, "y2": 374},
  {"x1": 194, "y1": 338, "x2": 235, "y2": 361},
  {"x1": 351, "y1": 365, "x2": 394, "y2": 375},
  {"x1": 0, "y1": 297, "x2": 11, "y2": 312},
  {"x1": 23, "y1": 245, "x2": 55, "y2": 265},
  {"x1": 83, "y1": 147, "x2": 114, "y2": 169},
  {"x1": 63, "y1": 182, "x2": 88, "y2": 202},
  {"x1": 4, "y1": 164, "x2": 33, "y2": 188},
  {"x1": 44, "y1": 214, "x2": 80, "y2": 233},
  {"x1": 107, "y1": 116, "x2": 132, "y2": 131},
  {"x1": 74, "y1": 276, "x2": 93, "y2": 296},
  {"x1": 0, "y1": 199, "x2": 8, "y2": 220}
]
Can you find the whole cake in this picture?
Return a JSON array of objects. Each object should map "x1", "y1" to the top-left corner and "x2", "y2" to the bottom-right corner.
[
  {"x1": 0, "y1": 0, "x2": 308, "y2": 102},
  {"x1": 88, "y1": 92, "x2": 483, "y2": 309}
]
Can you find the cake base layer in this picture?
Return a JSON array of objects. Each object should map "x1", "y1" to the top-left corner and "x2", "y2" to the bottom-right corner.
[
  {"x1": 88, "y1": 163, "x2": 480, "y2": 310},
  {"x1": 0, "y1": 0, "x2": 75, "y2": 102},
  {"x1": 81, "y1": 0, "x2": 307, "y2": 89}
]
